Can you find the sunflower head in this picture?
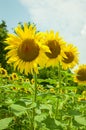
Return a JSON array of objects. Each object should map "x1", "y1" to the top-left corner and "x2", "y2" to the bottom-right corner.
[
  {"x1": 50, "y1": 88, "x2": 55, "y2": 94},
  {"x1": 5, "y1": 23, "x2": 49, "y2": 75},
  {"x1": 61, "y1": 44, "x2": 79, "y2": 70},
  {"x1": 78, "y1": 97, "x2": 86, "y2": 102},
  {"x1": 11, "y1": 73, "x2": 18, "y2": 80},
  {"x1": 43, "y1": 30, "x2": 66, "y2": 67},
  {"x1": 82, "y1": 91, "x2": 86, "y2": 96},
  {"x1": 31, "y1": 78, "x2": 35, "y2": 84},
  {"x1": 74, "y1": 64, "x2": 86, "y2": 85},
  {"x1": 18, "y1": 77, "x2": 24, "y2": 82},
  {"x1": 0, "y1": 67, "x2": 7, "y2": 77},
  {"x1": 25, "y1": 78, "x2": 30, "y2": 82}
]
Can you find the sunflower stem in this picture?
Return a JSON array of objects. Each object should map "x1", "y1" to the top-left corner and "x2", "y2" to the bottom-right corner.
[
  {"x1": 55, "y1": 62, "x2": 61, "y2": 119},
  {"x1": 31, "y1": 72, "x2": 37, "y2": 130},
  {"x1": 58, "y1": 62, "x2": 61, "y2": 89},
  {"x1": 34, "y1": 72, "x2": 37, "y2": 102}
]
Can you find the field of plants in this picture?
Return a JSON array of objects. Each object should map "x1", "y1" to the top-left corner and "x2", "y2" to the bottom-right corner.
[{"x1": 0, "y1": 21, "x2": 86, "y2": 130}]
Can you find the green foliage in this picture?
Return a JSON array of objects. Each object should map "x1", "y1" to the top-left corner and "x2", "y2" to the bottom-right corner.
[
  {"x1": 0, "y1": 117, "x2": 13, "y2": 130},
  {"x1": 38, "y1": 67, "x2": 58, "y2": 80},
  {"x1": 0, "y1": 20, "x2": 8, "y2": 68},
  {"x1": 0, "y1": 20, "x2": 13, "y2": 73},
  {"x1": 74, "y1": 115, "x2": 86, "y2": 126},
  {"x1": 0, "y1": 69, "x2": 86, "y2": 130}
]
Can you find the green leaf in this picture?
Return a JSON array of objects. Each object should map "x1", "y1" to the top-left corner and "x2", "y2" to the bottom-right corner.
[
  {"x1": 40, "y1": 104, "x2": 52, "y2": 116},
  {"x1": 43, "y1": 116, "x2": 64, "y2": 130},
  {"x1": 0, "y1": 117, "x2": 13, "y2": 130},
  {"x1": 15, "y1": 100, "x2": 26, "y2": 107},
  {"x1": 68, "y1": 110, "x2": 81, "y2": 116},
  {"x1": 10, "y1": 104, "x2": 27, "y2": 116},
  {"x1": 35, "y1": 113, "x2": 47, "y2": 122},
  {"x1": 27, "y1": 102, "x2": 37, "y2": 109},
  {"x1": 40, "y1": 104, "x2": 52, "y2": 110},
  {"x1": 72, "y1": 118, "x2": 83, "y2": 127},
  {"x1": 74, "y1": 115, "x2": 86, "y2": 126}
]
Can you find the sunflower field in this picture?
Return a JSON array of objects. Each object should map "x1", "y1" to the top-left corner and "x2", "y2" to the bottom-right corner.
[{"x1": 0, "y1": 21, "x2": 86, "y2": 130}]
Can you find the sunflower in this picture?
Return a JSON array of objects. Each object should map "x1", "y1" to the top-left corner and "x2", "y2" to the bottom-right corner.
[
  {"x1": 61, "y1": 44, "x2": 79, "y2": 70},
  {"x1": 25, "y1": 78, "x2": 30, "y2": 82},
  {"x1": 43, "y1": 30, "x2": 66, "y2": 67},
  {"x1": 18, "y1": 77, "x2": 24, "y2": 83},
  {"x1": 11, "y1": 73, "x2": 18, "y2": 80},
  {"x1": 0, "y1": 67, "x2": 7, "y2": 77},
  {"x1": 78, "y1": 97, "x2": 86, "y2": 102},
  {"x1": 5, "y1": 23, "x2": 49, "y2": 75},
  {"x1": 31, "y1": 78, "x2": 35, "y2": 84},
  {"x1": 50, "y1": 88, "x2": 55, "y2": 94},
  {"x1": 74, "y1": 64, "x2": 86, "y2": 84},
  {"x1": 82, "y1": 91, "x2": 86, "y2": 97}
]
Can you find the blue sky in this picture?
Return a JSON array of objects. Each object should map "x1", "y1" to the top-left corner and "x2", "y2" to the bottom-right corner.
[{"x1": 0, "y1": 0, "x2": 86, "y2": 64}]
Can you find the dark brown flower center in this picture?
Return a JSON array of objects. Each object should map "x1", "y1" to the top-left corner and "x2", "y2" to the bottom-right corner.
[
  {"x1": 17, "y1": 39, "x2": 39, "y2": 62},
  {"x1": 76, "y1": 68, "x2": 86, "y2": 81},
  {"x1": 1, "y1": 70, "x2": 6, "y2": 75},
  {"x1": 62, "y1": 52, "x2": 74, "y2": 63},
  {"x1": 45, "y1": 40, "x2": 61, "y2": 58},
  {"x1": 13, "y1": 74, "x2": 17, "y2": 78}
]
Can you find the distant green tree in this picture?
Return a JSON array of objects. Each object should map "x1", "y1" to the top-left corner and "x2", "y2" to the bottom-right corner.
[{"x1": 0, "y1": 20, "x2": 8, "y2": 68}]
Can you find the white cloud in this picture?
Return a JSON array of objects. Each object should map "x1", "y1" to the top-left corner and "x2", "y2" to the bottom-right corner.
[
  {"x1": 19, "y1": 0, "x2": 86, "y2": 31},
  {"x1": 19, "y1": 0, "x2": 86, "y2": 63},
  {"x1": 81, "y1": 24, "x2": 86, "y2": 36}
]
